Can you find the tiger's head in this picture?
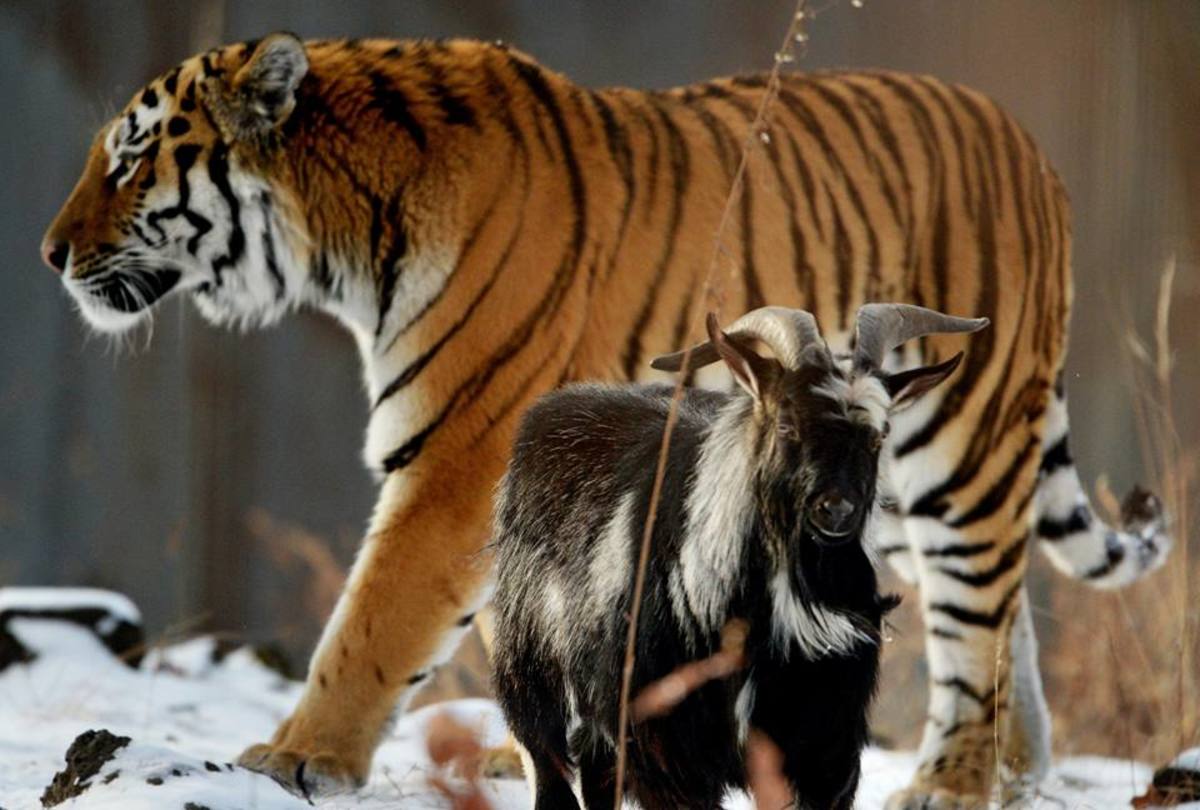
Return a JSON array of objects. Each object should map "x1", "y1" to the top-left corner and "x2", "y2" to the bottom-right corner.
[{"x1": 42, "y1": 34, "x2": 315, "y2": 333}]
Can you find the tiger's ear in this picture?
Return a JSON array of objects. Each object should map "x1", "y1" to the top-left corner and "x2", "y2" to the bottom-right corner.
[{"x1": 206, "y1": 33, "x2": 308, "y2": 140}]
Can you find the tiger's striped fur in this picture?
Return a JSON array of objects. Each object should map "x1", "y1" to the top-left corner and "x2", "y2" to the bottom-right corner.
[{"x1": 42, "y1": 34, "x2": 1170, "y2": 805}]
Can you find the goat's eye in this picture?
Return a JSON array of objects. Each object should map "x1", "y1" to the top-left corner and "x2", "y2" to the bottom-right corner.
[{"x1": 778, "y1": 423, "x2": 799, "y2": 441}]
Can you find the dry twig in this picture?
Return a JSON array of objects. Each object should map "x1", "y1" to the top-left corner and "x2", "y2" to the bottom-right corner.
[
  {"x1": 631, "y1": 619, "x2": 748, "y2": 721},
  {"x1": 425, "y1": 712, "x2": 494, "y2": 810},
  {"x1": 610, "y1": 3, "x2": 815, "y2": 805}
]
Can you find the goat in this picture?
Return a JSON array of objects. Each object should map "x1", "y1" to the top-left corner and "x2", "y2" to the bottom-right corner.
[{"x1": 491, "y1": 304, "x2": 988, "y2": 810}]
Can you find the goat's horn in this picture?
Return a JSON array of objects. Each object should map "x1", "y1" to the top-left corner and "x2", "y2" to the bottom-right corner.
[
  {"x1": 852, "y1": 303, "x2": 989, "y2": 372},
  {"x1": 650, "y1": 306, "x2": 823, "y2": 373}
]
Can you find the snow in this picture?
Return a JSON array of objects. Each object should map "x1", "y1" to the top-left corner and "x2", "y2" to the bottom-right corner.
[
  {"x1": 0, "y1": 597, "x2": 1192, "y2": 810},
  {"x1": 0, "y1": 588, "x2": 141, "y2": 624}
]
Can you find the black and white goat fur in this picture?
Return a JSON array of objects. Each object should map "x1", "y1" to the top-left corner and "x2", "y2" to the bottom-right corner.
[{"x1": 491, "y1": 304, "x2": 989, "y2": 809}]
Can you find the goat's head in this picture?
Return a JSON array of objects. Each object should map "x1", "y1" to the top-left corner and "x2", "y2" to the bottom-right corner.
[{"x1": 652, "y1": 304, "x2": 988, "y2": 547}]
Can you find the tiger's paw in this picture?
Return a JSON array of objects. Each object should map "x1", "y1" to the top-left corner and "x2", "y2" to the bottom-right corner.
[
  {"x1": 884, "y1": 786, "x2": 990, "y2": 810},
  {"x1": 480, "y1": 738, "x2": 525, "y2": 779},
  {"x1": 237, "y1": 741, "x2": 367, "y2": 797}
]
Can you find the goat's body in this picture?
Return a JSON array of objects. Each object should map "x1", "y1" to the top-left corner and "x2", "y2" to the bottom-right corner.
[{"x1": 492, "y1": 382, "x2": 886, "y2": 809}]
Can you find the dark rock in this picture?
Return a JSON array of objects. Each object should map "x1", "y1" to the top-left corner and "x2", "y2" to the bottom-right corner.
[
  {"x1": 0, "y1": 621, "x2": 36, "y2": 672},
  {"x1": 1, "y1": 604, "x2": 144, "y2": 668},
  {"x1": 40, "y1": 729, "x2": 131, "y2": 807},
  {"x1": 1132, "y1": 760, "x2": 1200, "y2": 807},
  {"x1": 146, "y1": 776, "x2": 163, "y2": 786},
  {"x1": 204, "y1": 761, "x2": 220, "y2": 772},
  {"x1": 185, "y1": 804, "x2": 213, "y2": 810}
]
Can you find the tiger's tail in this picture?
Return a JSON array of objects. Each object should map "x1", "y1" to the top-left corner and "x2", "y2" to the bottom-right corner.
[{"x1": 1034, "y1": 382, "x2": 1172, "y2": 587}]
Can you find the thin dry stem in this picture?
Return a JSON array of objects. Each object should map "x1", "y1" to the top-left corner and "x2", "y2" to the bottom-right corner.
[
  {"x1": 425, "y1": 712, "x2": 494, "y2": 810},
  {"x1": 746, "y1": 731, "x2": 792, "y2": 810},
  {"x1": 631, "y1": 619, "x2": 748, "y2": 721},
  {"x1": 610, "y1": 2, "x2": 813, "y2": 806}
]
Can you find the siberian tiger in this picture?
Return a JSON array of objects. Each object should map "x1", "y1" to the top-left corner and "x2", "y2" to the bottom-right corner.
[{"x1": 42, "y1": 34, "x2": 1169, "y2": 808}]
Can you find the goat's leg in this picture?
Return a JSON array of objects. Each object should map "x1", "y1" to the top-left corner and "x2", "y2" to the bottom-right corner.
[
  {"x1": 751, "y1": 656, "x2": 872, "y2": 810},
  {"x1": 517, "y1": 740, "x2": 581, "y2": 810},
  {"x1": 475, "y1": 606, "x2": 528, "y2": 779},
  {"x1": 237, "y1": 447, "x2": 503, "y2": 796},
  {"x1": 576, "y1": 742, "x2": 617, "y2": 810}
]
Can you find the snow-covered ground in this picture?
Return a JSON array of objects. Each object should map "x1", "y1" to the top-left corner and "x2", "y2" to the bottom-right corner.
[{"x1": 0, "y1": 588, "x2": 1190, "y2": 809}]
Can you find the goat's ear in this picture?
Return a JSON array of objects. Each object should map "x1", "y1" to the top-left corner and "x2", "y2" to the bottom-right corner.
[
  {"x1": 204, "y1": 33, "x2": 308, "y2": 140},
  {"x1": 707, "y1": 313, "x2": 770, "y2": 401},
  {"x1": 884, "y1": 352, "x2": 963, "y2": 409}
]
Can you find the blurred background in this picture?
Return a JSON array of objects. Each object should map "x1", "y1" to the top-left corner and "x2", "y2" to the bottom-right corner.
[{"x1": 2, "y1": 0, "x2": 1196, "y2": 760}]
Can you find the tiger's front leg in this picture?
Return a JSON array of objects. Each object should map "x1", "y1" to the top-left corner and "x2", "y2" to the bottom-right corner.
[{"x1": 237, "y1": 444, "x2": 502, "y2": 796}]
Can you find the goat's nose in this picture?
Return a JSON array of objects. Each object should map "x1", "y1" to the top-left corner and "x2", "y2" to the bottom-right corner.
[
  {"x1": 810, "y1": 492, "x2": 858, "y2": 539},
  {"x1": 41, "y1": 238, "x2": 70, "y2": 274}
]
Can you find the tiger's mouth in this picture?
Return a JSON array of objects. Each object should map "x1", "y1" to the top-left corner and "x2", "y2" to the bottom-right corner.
[{"x1": 65, "y1": 266, "x2": 184, "y2": 332}]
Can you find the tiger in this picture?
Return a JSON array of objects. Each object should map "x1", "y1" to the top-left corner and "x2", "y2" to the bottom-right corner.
[{"x1": 42, "y1": 33, "x2": 1170, "y2": 808}]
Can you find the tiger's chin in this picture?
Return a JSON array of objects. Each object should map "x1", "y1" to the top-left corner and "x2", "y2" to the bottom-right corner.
[
  {"x1": 73, "y1": 301, "x2": 153, "y2": 335},
  {"x1": 64, "y1": 272, "x2": 181, "y2": 335}
]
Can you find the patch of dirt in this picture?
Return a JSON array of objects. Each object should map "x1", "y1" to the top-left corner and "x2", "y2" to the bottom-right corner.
[{"x1": 40, "y1": 729, "x2": 131, "y2": 807}]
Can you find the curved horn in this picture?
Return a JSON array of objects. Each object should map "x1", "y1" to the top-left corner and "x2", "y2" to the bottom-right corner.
[
  {"x1": 650, "y1": 306, "x2": 823, "y2": 373},
  {"x1": 853, "y1": 303, "x2": 989, "y2": 372}
]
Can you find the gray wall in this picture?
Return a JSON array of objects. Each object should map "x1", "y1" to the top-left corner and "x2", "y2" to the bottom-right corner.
[{"x1": 2, "y1": 2, "x2": 1196, "y2": 672}]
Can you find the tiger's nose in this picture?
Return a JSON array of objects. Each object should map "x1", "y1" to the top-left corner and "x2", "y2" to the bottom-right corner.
[{"x1": 41, "y1": 238, "x2": 70, "y2": 274}]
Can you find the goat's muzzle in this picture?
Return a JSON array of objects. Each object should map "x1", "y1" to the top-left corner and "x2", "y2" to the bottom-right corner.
[{"x1": 808, "y1": 492, "x2": 860, "y2": 543}]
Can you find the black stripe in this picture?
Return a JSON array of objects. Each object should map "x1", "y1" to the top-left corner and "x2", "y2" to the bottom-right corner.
[
  {"x1": 999, "y1": 114, "x2": 1033, "y2": 272},
  {"x1": 775, "y1": 128, "x2": 819, "y2": 318},
  {"x1": 375, "y1": 196, "x2": 407, "y2": 339},
  {"x1": 712, "y1": 88, "x2": 815, "y2": 314},
  {"x1": 383, "y1": 57, "x2": 589, "y2": 474},
  {"x1": 507, "y1": 55, "x2": 587, "y2": 315},
  {"x1": 377, "y1": 58, "x2": 533, "y2": 356},
  {"x1": 367, "y1": 71, "x2": 427, "y2": 151},
  {"x1": 932, "y1": 676, "x2": 995, "y2": 705},
  {"x1": 1083, "y1": 534, "x2": 1126, "y2": 580},
  {"x1": 948, "y1": 438, "x2": 1039, "y2": 529},
  {"x1": 923, "y1": 540, "x2": 996, "y2": 558},
  {"x1": 621, "y1": 98, "x2": 689, "y2": 379},
  {"x1": 1040, "y1": 434, "x2": 1072, "y2": 476},
  {"x1": 205, "y1": 143, "x2": 245, "y2": 283},
  {"x1": 144, "y1": 143, "x2": 213, "y2": 259},
  {"x1": 162, "y1": 67, "x2": 180, "y2": 96},
  {"x1": 930, "y1": 626, "x2": 964, "y2": 641},
  {"x1": 421, "y1": 55, "x2": 478, "y2": 129},
  {"x1": 372, "y1": 198, "x2": 521, "y2": 410},
  {"x1": 589, "y1": 90, "x2": 637, "y2": 284},
  {"x1": 928, "y1": 581, "x2": 1020, "y2": 629},
  {"x1": 950, "y1": 85, "x2": 1004, "y2": 219},
  {"x1": 683, "y1": 93, "x2": 764, "y2": 310},
  {"x1": 843, "y1": 78, "x2": 914, "y2": 228},
  {"x1": 1036, "y1": 504, "x2": 1091, "y2": 541},
  {"x1": 806, "y1": 77, "x2": 904, "y2": 230},
  {"x1": 934, "y1": 535, "x2": 1027, "y2": 587},
  {"x1": 914, "y1": 77, "x2": 973, "y2": 222},
  {"x1": 257, "y1": 194, "x2": 286, "y2": 299},
  {"x1": 828, "y1": 182, "x2": 853, "y2": 330}
]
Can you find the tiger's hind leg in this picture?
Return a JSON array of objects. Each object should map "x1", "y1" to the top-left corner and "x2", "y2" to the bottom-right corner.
[{"x1": 886, "y1": 429, "x2": 1043, "y2": 810}]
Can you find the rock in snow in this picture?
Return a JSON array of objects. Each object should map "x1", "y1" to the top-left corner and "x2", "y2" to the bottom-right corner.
[{"x1": 0, "y1": 587, "x2": 1193, "y2": 809}]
